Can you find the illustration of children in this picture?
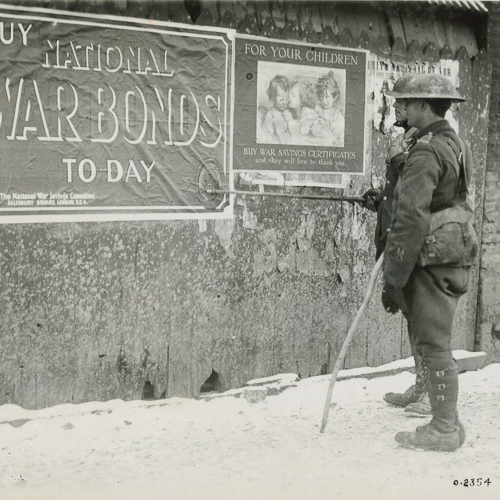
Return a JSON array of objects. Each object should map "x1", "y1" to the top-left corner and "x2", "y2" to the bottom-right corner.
[
  {"x1": 288, "y1": 81, "x2": 319, "y2": 144},
  {"x1": 312, "y1": 71, "x2": 345, "y2": 146},
  {"x1": 260, "y1": 75, "x2": 294, "y2": 144}
]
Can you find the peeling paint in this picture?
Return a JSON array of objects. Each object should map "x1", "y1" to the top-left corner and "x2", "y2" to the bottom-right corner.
[
  {"x1": 198, "y1": 219, "x2": 207, "y2": 233},
  {"x1": 214, "y1": 218, "x2": 234, "y2": 257},
  {"x1": 277, "y1": 236, "x2": 297, "y2": 273},
  {"x1": 253, "y1": 229, "x2": 277, "y2": 275},
  {"x1": 296, "y1": 248, "x2": 330, "y2": 277},
  {"x1": 242, "y1": 200, "x2": 259, "y2": 230},
  {"x1": 353, "y1": 261, "x2": 367, "y2": 275},
  {"x1": 324, "y1": 239, "x2": 336, "y2": 264},
  {"x1": 298, "y1": 210, "x2": 316, "y2": 241},
  {"x1": 337, "y1": 265, "x2": 351, "y2": 284}
]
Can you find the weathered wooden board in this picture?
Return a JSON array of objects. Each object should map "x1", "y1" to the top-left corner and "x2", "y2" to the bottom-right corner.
[
  {"x1": 401, "y1": 12, "x2": 442, "y2": 52},
  {"x1": 443, "y1": 17, "x2": 478, "y2": 57},
  {"x1": 468, "y1": 49, "x2": 492, "y2": 352},
  {"x1": 335, "y1": 3, "x2": 390, "y2": 48}
]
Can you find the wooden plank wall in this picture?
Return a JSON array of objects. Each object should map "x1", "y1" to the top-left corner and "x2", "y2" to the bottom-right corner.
[
  {"x1": 476, "y1": 2, "x2": 500, "y2": 361},
  {"x1": 0, "y1": 1, "x2": 491, "y2": 408}
]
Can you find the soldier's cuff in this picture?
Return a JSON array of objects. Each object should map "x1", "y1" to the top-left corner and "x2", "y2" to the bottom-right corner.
[{"x1": 382, "y1": 261, "x2": 412, "y2": 288}]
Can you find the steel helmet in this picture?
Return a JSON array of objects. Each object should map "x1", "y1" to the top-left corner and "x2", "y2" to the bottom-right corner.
[{"x1": 385, "y1": 73, "x2": 466, "y2": 101}]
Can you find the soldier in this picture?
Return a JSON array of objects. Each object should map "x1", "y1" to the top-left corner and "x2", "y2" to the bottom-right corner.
[
  {"x1": 362, "y1": 92, "x2": 430, "y2": 417},
  {"x1": 382, "y1": 73, "x2": 478, "y2": 452}
]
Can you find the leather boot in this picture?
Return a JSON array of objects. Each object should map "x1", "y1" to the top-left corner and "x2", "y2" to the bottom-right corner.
[
  {"x1": 404, "y1": 392, "x2": 431, "y2": 417},
  {"x1": 405, "y1": 414, "x2": 465, "y2": 450},
  {"x1": 395, "y1": 362, "x2": 463, "y2": 452},
  {"x1": 384, "y1": 384, "x2": 422, "y2": 407},
  {"x1": 384, "y1": 353, "x2": 426, "y2": 407},
  {"x1": 395, "y1": 422, "x2": 460, "y2": 452},
  {"x1": 428, "y1": 363, "x2": 459, "y2": 434}
]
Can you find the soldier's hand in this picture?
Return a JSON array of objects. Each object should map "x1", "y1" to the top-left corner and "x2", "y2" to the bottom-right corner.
[
  {"x1": 361, "y1": 188, "x2": 381, "y2": 212},
  {"x1": 382, "y1": 282, "x2": 405, "y2": 314}
]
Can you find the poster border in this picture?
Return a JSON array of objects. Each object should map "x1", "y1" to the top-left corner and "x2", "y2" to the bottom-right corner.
[{"x1": 231, "y1": 33, "x2": 369, "y2": 179}]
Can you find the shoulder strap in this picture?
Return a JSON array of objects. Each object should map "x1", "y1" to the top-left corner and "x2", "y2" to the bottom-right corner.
[
  {"x1": 456, "y1": 136, "x2": 470, "y2": 196},
  {"x1": 417, "y1": 132, "x2": 433, "y2": 144},
  {"x1": 428, "y1": 133, "x2": 470, "y2": 200}
]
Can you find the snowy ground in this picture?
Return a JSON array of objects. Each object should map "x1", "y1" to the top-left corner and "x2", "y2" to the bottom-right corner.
[{"x1": 1, "y1": 359, "x2": 499, "y2": 500}]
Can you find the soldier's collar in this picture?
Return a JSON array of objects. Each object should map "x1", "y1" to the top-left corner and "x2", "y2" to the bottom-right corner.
[{"x1": 416, "y1": 119, "x2": 450, "y2": 139}]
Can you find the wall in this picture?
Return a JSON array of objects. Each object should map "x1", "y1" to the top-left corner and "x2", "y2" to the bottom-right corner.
[
  {"x1": 476, "y1": 1, "x2": 500, "y2": 362},
  {"x1": 0, "y1": 0, "x2": 492, "y2": 409}
]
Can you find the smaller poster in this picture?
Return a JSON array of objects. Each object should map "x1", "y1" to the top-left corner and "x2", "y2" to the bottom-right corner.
[{"x1": 233, "y1": 35, "x2": 368, "y2": 176}]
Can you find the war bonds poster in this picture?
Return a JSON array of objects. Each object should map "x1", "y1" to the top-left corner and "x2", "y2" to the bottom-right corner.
[
  {"x1": 233, "y1": 35, "x2": 367, "y2": 176},
  {"x1": 0, "y1": 5, "x2": 231, "y2": 222}
]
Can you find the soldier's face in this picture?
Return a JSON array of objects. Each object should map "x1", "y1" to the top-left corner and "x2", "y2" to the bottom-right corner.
[
  {"x1": 393, "y1": 99, "x2": 408, "y2": 122},
  {"x1": 404, "y1": 99, "x2": 424, "y2": 128}
]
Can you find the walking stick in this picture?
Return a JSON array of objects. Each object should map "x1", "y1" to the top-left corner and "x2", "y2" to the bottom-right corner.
[{"x1": 320, "y1": 252, "x2": 385, "y2": 433}]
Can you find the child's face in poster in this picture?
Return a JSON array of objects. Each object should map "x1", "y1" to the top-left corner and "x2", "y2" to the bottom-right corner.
[
  {"x1": 275, "y1": 87, "x2": 289, "y2": 111},
  {"x1": 321, "y1": 89, "x2": 335, "y2": 109}
]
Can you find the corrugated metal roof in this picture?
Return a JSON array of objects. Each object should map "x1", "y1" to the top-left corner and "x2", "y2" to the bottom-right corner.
[{"x1": 429, "y1": 0, "x2": 489, "y2": 12}]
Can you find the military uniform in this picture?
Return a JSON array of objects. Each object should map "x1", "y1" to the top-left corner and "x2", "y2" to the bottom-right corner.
[
  {"x1": 363, "y1": 125, "x2": 428, "y2": 411},
  {"x1": 384, "y1": 119, "x2": 474, "y2": 285},
  {"x1": 383, "y1": 119, "x2": 477, "y2": 449},
  {"x1": 373, "y1": 125, "x2": 418, "y2": 260}
]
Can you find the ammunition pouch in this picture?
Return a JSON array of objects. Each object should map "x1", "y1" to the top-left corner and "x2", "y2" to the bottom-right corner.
[{"x1": 417, "y1": 202, "x2": 478, "y2": 267}]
